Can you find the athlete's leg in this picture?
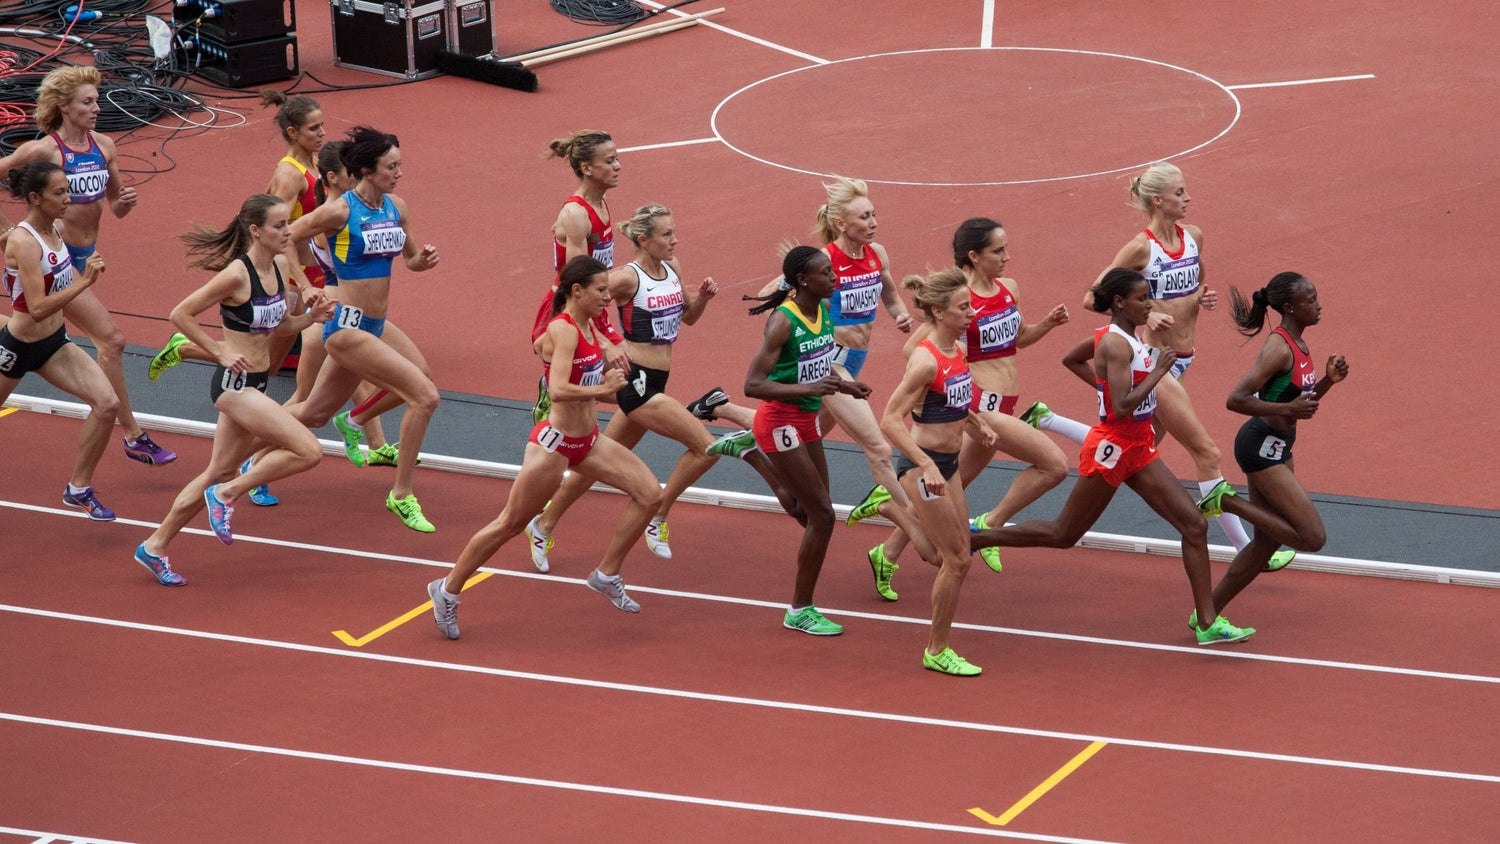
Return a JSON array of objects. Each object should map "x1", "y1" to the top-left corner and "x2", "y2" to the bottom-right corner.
[{"x1": 36, "y1": 344, "x2": 118, "y2": 488}]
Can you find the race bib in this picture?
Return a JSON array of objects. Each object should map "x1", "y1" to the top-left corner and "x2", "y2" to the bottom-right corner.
[
  {"x1": 976, "y1": 389, "x2": 1003, "y2": 413},
  {"x1": 1258, "y1": 435, "x2": 1287, "y2": 461},
  {"x1": 0, "y1": 346, "x2": 17, "y2": 373},
  {"x1": 650, "y1": 311, "x2": 681, "y2": 344},
  {"x1": 360, "y1": 219, "x2": 406, "y2": 256},
  {"x1": 974, "y1": 307, "x2": 1020, "y2": 353},
  {"x1": 578, "y1": 359, "x2": 604, "y2": 387},
  {"x1": 220, "y1": 368, "x2": 247, "y2": 393},
  {"x1": 335, "y1": 304, "x2": 365, "y2": 330},
  {"x1": 1093, "y1": 437, "x2": 1122, "y2": 469},
  {"x1": 797, "y1": 343, "x2": 834, "y2": 384},
  {"x1": 771, "y1": 424, "x2": 801, "y2": 452},
  {"x1": 535, "y1": 425, "x2": 564, "y2": 453},
  {"x1": 944, "y1": 372, "x2": 972, "y2": 412},
  {"x1": 591, "y1": 239, "x2": 614, "y2": 267},
  {"x1": 917, "y1": 477, "x2": 942, "y2": 500},
  {"x1": 837, "y1": 276, "x2": 881, "y2": 317}
]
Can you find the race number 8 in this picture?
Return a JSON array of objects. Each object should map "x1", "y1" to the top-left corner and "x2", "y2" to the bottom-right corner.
[
  {"x1": 1093, "y1": 437, "x2": 1121, "y2": 469},
  {"x1": 979, "y1": 390, "x2": 1001, "y2": 413},
  {"x1": 771, "y1": 424, "x2": 800, "y2": 452},
  {"x1": 535, "y1": 425, "x2": 564, "y2": 453}
]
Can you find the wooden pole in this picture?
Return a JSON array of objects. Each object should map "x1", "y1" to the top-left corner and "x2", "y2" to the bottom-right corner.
[{"x1": 505, "y1": 9, "x2": 723, "y2": 64}]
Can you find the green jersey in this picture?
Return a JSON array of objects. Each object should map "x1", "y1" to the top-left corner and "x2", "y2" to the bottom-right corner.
[{"x1": 769, "y1": 300, "x2": 835, "y2": 412}]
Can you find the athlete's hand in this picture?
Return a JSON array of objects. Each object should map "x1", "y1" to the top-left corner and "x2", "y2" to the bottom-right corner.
[
  {"x1": 807, "y1": 375, "x2": 842, "y2": 396},
  {"x1": 217, "y1": 350, "x2": 249, "y2": 372},
  {"x1": 81, "y1": 253, "x2": 105, "y2": 283},
  {"x1": 697, "y1": 277, "x2": 718, "y2": 300},
  {"x1": 1146, "y1": 312, "x2": 1175, "y2": 332},
  {"x1": 601, "y1": 365, "x2": 628, "y2": 392},
  {"x1": 1325, "y1": 354, "x2": 1349, "y2": 384},
  {"x1": 1152, "y1": 348, "x2": 1178, "y2": 374},
  {"x1": 412, "y1": 243, "x2": 439, "y2": 271},
  {"x1": 1043, "y1": 303, "x2": 1070, "y2": 327},
  {"x1": 116, "y1": 184, "x2": 139, "y2": 209},
  {"x1": 603, "y1": 340, "x2": 630, "y2": 373},
  {"x1": 919, "y1": 465, "x2": 946, "y2": 499},
  {"x1": 1200, "y1": 287, "x2": 1219, "y2": 311},
  {"x1": 892, "y1": 311, "x2": 914, "y2": 334},
  {"x1": 1286, "y1": 394, "x2": 1320, "y2": 419},
  {"x1": 308, "y1": 293, "x2": 337, "y2": 323},
  {"x1": 839, "y1": 378, "x2": 872, "y2": 399}
]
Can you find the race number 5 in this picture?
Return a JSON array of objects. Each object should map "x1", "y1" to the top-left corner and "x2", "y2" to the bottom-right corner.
[
  {"x1": 535, "y1": 425, "x2": 564, "y2": 454},
  {"x1": 1258, "y1": 435, "x2": 1287, "y2": 461},
  {"x1": 1093, "y1": 437, "x2": 1122, "y2": 469}
]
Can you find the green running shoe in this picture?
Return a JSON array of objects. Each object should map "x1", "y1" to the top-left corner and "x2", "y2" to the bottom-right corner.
[
  {"x1": 922, "y1": 647, "x2": 982, "y2": 676},
  {"x1": 783, "y1": 606, "x2": 843, "y2": 636},
  {"x1": 147, "y1": 332, "x2": 189, "y2": 381},
  {"x1": 867, "y1": 544, "x2": 898, "y2": 601},
  {"x1": 367, "y1": 443, "x2": 400, "y2": 467},
  {"x1": 1019, "y1": 400, "x2": 1052, "y2": 429},
  {"x1": 1195, "y1": 614, "x2": 1254, "y2": 646},
  {"x1": 1196, "y1": 480, "x2": 1237, "y2": 518},
  {"x1": 1265, "y1": 549, "x2": 1296, "y2": 572},
  {"x1": 846, "y1": 484, "x2": 890, "y2": 526},
  {"x1": 333, "y1": 411, "x2": 367, "y2": 467},
  {"x1": 531, "y1": 375, "x2": 551, "y2": 425},
  {"x1": 706, "y1": 428, "x2": 757, "y2": 459},
  {"x1": 971, "y1": 513, "x2": 1003, "y2": 573},
  {"x1": 387, "y1": 491, "x2": 434, "y2": 533}
]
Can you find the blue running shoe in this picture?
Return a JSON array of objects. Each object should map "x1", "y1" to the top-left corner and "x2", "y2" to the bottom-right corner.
[
  {"x1": 240, "y1": 458, "x2": 278, "y2": 506},
  {"x1": 204, "y1": 483, "x2": 234, "y2": 545},
  {"x1": 134, "y1": 543, "x2": 187, "y2": 587},
  {"x1": 62, "y1": 486, "x2": 116, "y2": 521}
]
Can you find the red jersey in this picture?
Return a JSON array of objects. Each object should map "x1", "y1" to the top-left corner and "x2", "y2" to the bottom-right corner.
[
  {"x1": 1257, "y1": 327, "x2": 1318, "y2": 403},
  {"x1": 1093, "y1": 324, "x2": 1157, "y2": 440},
  {"x1": 2, "y1": 222, "x2": 74, "y2": 314},
  {"x1": 542, "y1": 312, "x2": 606, "y2": 388},
  {"x1": 279, "y1": 156, "x2": 319, "y2": 222},
  {"x1": 965, "y1": 281, "x2": 1021, "y2": 361},
  {"x1": 553, "y1": 196, "x2": 614, "y2": 273},
  {"x1": 912, "y1": 339, "x2": 972, "y2": 424},
  {"x1": 825, "y1": 241, "x2": 883, "y2": 325}
]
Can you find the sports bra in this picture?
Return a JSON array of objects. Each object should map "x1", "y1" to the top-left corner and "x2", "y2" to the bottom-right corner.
[{"x1": 220, "y1": 254, "x2": 288, "y2": 334}]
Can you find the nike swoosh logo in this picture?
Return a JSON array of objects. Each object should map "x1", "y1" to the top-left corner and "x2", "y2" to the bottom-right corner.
[{"x1": 837, "y1": 265, "x2": 854, "y2": 272}]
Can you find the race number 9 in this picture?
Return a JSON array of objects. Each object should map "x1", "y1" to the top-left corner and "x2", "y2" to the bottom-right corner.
[{"x1": 1093, "y1": 437, "x2": 1121, "y2": 469}]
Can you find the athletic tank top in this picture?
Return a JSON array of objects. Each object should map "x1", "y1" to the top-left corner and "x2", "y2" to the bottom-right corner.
[
  {"x1": 825, "y1": 241, "x2": 883, "y2": 325},
  {"x1": 51, "y1": 133, "x2": 108, "y2": 204},
  {"x1": 618, "y1": 261, "x2": 684, "y2": 345},
  {"x1": 1094, "y1": 324, "x2": 1157, "y2": 439},
  {"x1": 2, "y1": 222, "x2": 74, "y2": 314},
  {"x1": 1257, "y1": 327, "x2": 1318, "y2": 403},
  {"x1": 768, "y1": 300, "x2": 835, "y2": 412},
  {"x1": 965, "y1": 281, "x2": 1021, "y2": 361},
  {"x1": 912, "y1": 339, "x2": 972, "y2": 424},
  {"x1": 220, "y1": 255, "x2": 288, "y2": 334},
  {"x1": 1142, "y1": 225, "x2": 1200, "y2": 300},
  {"x1": 544, "y1": 312, "x2": 606, "y2": 387},
  {"x1": 331, "y1": 190, "x2": 406, "y2": 280},
  {"x1": 553, "y1": 196, "x2": 613, "y2": 273},
  {"x1": 279, "y1": 156, "x2": 319, "y2": 222}
]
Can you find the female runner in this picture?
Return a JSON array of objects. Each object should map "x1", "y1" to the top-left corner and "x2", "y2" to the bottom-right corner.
[
  {"x1": 1034, "y1": 163, "x2": 1295, "y2": 568},
  {"x1": 850, "y1": 218, "x2": 1070, "y2": 596},
  {"x1": 282, "y1": 126, "x2": 441, "y2": 532},
  {"x1": 0, "y1": 66, "x2": 173, "y2": 465},
  {"x1": 1193, "y1": 271, "x2": 1348, "y2": 627},
  {"x1": 428, "y1": 257, "x2": 662, "y2": 638},
  {"x1": 132, "y1": 194, "x2": 331, "y2": 585},
  {"x1": 743, "y1": 246, "x2": 872, "y2": 636},
  {"x1": 530, "y1": 129, "x2": 628, "y2": 423},
  {"x1": 971, "y1": 268, "x2": 1280, "y2": 644},
  {"x1": 0, "y1": 163, "x2": 117, "y2": 521},
  {"x1": 524, "y1": 204, "x2": 793, "y2": 569},
  {"x1": 878, "y1": 268, "x2": 997, "y2": 674}
]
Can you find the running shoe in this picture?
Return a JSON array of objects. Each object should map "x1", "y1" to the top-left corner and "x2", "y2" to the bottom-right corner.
[
  {"x1": 1194, "y1": 614, "x2": 1255, "y2": 646},
  {"x1": 586, "y1": 570, "x2": 641, "y2": 613},
  {"x1": 1019, "y1": 401, "x2": 1052, "y2": 430},
  {"x1": 531, "y1": 375, "x2": 551, "y2": 425},
  {"x1": 367, "y1": 443, "x2": 400, "y2": 467},
  {"x1": 204, "y1": 483, "x2": 234, "y2": 544},
  {"x1": 147, "y1": 332, "x2": 189, "y2": 381},
  {"x1": 525, "y1": 515, "x2": 553, "y2": 572},
  {"x1": 643, "y1": 517, "x2": 672, "y2": 559},
  {"x1": 867, "y1": 544, "x2": 899, "y2": 601},
  {"x1": 783, "y1": 606, "x2": 842, "y2": 636},
  {"x1": 1196, "y1": 480, "x2": 1237, "y2": 518},
  {"x1": 706, "y1": 428, "x2": 757, "y2": 459},
  {"x1": 240, "y1": 458, "x2": 278, "y2": 507},
  {"x1": 846, "y1": 484, "x2": 890, "y2": 526},
  {"x1": 970, "y1": 513, "x2": 1003, "y2": 573},
  {"x1": 62, "y1": 486, "x2": 116, "y2": 521},
  {"x1": 134, "y1": 542, "x2": 187, "y2": 587},
  {"x1": 922, "y1": 647, "x2": 982, "y2": 676},
  {"x1": 427, "y1": 578, "x2": 460, "y2": 640},
  {"x1": 123, "y1": 432, "x2": 177, "y2": 466},
  {"x1": 686, "y1": 387, "x2": 729, "y2": 421},
  {"x1": 386, "y1": 492, "x2": 434, "y2": 532},
  {"x1": 333, "y1": 411, "x2": 367, "y2": 467},
  {"x1": 1265, "y1": 549, "x2": 1297, "y2": 572}
]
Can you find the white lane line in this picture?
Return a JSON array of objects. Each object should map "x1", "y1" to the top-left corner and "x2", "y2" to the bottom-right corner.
[
  {"x1": 4, "y1": 605, "x2": 1499, "y2": 784},
  {"x1": 981, "y1": 0, "x2": 995, "y2": 49},
  {"x1": 3, "y1": 500, "x2": 1497, "y2": 684},
  {"x1": 0, "y1": 826, "x2": 135, "y2": 844},
  {"x1": 617, "y1": 137, "x2": 720, "y2": 153},
  {"x1": 1227, "y1": 74, "x2": 1375, "y2": 90},
  {"x1": 635, "y1": 0, "x2": 829, "y2": 65},
  {"x1": 0, "y1": 712, "x2": 1114, "y2": 843}
]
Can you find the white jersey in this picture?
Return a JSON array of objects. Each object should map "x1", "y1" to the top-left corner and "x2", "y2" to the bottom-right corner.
[
  {"x1": 618, "y1": 261, "x2": 684, "y2": 345},
  {"x1": 1142, "y1": 225, "x2": 1200, "y2": 300}
]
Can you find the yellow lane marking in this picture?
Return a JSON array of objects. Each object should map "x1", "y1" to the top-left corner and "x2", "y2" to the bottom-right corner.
[
  {"x1": 969, "y1": 740, "x2": 1108, "y2": 826},
  {"x1": 0, "y1": 408, "x2": 18, "y2": 419},
  {"x1": 332, "y1": 571, "x2": 493, "y2": 647}
]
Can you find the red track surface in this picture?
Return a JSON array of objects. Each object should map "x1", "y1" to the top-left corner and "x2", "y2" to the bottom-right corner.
[{"x1": 4, "y1": 2, "x2": 1499, "y2": 840}]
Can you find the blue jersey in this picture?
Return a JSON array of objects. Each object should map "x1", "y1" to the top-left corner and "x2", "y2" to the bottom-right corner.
[
  {"x1": 51, "y1": 133, "x2": 109, "y2": 204},
  {"x1": 330, "y1": 190, "x2": 406, "y2": 281}
]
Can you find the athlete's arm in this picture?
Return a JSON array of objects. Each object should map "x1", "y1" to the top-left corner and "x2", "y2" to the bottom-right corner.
[
  {"x1": 7, "y1": 235, "x2": 100, "y2": 321},
  {"x1": 743, "y1": 311, "x2": 837, "y2": 403},
  {"x1": 1007, "y1": 278, "x2": 1070, "y2": 348},
  {"x1": 878, "y1": 346, "x2": 945, "y2": 495},
  {"x1": 1226, "y1": 332, "x2": 1316, "y2": 420},
  {"x1": 1088, "y1": 237, "x2": 1150, "y2": 307},
  {"x1": 871, "y1": 243, "x2": 913, "y2": 333},
  {"x1": 168, "y1": 261, "x2": 249, "y2": 371},
  {"x1": 284, "y1": 197, "x2": 349, "y2": 288},
  {"x1": 1061, "y1": 335, "x2": 1097, "y2": 386},
  {"x1": 95, "y1": 134, "x2": 137, "y2": 220},
  {"x1": 679, "y1": 261, "x2": 717, "y2": 326},
  {"x1": 393, "y1": 195, "x2": 439, "y2": 273},
  {"x1": 1098, "y1": 333, "x2": 1172, "y2": 418},
  {"x1": 553, "y1": 203, "x2": 592, "y2": 263}
]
